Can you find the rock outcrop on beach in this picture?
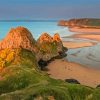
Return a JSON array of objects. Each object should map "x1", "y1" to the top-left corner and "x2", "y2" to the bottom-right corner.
[
  {"x1": 0, "y1": 27, "x2": 37, "y2": 70},
  {"x1": 37, "y1": 32, "x2": 65, "y2": 61},
  {"x1": 0, "y1": 27, "x2": 36, "y2": 51},
  {"x1": 0, "y1": 27, "x2": 66, "y2": 69},
  {"x1": 58, "y1": 18, "x2": 100, "y2": 28}
]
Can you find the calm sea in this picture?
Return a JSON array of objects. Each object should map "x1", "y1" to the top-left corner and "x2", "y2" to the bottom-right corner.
[{"x1": 0, "y1": 21, "x2": 73, "y2": 40}]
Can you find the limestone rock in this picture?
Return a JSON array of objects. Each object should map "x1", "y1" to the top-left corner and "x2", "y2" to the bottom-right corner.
[
  {"x1": 0, "y1": 26, "x2": 36, "y2": 52},
  {"x1": 37, "y1": 33, "x2": 66, "y2": 61},
  {"x1": 37, "y1": 33, "x2": 53, "y2": 43},
  {"x1": 53, "y1": 33, "x2": 63, "y2": 52},
  {"x1": 0, "y1": 27, "x2": 66, "y2": 62},
  {"x1": 53, "y1": 33, "x2": 61, "y2": 42}
]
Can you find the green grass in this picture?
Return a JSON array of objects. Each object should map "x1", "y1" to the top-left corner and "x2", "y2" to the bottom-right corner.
[
  {"x1": 0, "y1": 64, "x2": 99, "y2": 100},
  {"x1": 91, "y1": 88, "x2": 100, "y2": 100},
  {"x1": 0, "y1": 48, "x2": 100, "y2": 100},
  {"x1": 0, "y1": 80, "x2": 95, "y2": 100}
]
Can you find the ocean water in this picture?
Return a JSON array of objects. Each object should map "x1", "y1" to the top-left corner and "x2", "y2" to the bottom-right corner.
[{"x1": 0, "y1": 21, "x2": 73, "y2": 40}]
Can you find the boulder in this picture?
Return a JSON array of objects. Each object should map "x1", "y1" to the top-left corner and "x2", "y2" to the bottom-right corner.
[
  {"x1": 0, "y1": 26, "x2": 67, "y2": 63},
  {"x1": 96, "y1": 84, "x2": 100, "y2": 88},
  {"x1": 65, "y1": 79, "x2": 80, "y2": 84}
]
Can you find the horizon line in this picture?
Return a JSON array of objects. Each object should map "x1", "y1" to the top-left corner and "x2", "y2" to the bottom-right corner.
[{"x1": 0, "y1": 19, "x2": 59, "y2": 22}]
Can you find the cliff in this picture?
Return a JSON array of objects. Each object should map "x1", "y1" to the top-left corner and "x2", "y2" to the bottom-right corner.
[
  {"x1": 0, "y1": 27, "x2": 36, "y2": 51},
  {"x1": 58, "y1": 18, "x2": 100, "y2": 28}
]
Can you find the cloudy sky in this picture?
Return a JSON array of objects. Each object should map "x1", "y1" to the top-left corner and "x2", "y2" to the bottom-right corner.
[{"x1": 0, "y1": 0, "x2": 100, "y2": 20}]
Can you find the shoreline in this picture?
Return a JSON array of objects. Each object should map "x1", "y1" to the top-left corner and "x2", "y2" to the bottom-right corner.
[{"x1": 69, "y1": 27, "x2": 100, "y2": 33}]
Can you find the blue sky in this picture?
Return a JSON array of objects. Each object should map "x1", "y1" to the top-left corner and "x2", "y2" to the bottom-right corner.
[{"x1": 0, "y1": 0, "x2": 100, "y2": 20}]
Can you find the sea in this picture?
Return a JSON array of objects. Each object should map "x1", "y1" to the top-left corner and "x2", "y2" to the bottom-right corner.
[
  {"x1": 0, "y1": 21, "x2": 74, "y2": 40},
  {"x1": 0, "y1": 21, "x2": 100, "y2": 69}
]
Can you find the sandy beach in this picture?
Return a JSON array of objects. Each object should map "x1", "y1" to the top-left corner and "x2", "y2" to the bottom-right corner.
[
  {"x1": 47, "y1": 59, "x2": 100, "y2": 88},
  {"x1": 62, "y1": 41, "x2": 96, "y2": 49},
  {"x1": 68, "y1": 27, "x2": 100, "y2": 41},
  {"x1": 46, "y1": 33, "x2": 100, "y2": 88},
  {"x1": 69, "y1": 27, "x2": 100, "y2": 33},
  {"x1": 70, "y1": 33, "x2": 100, "y2": 41}
]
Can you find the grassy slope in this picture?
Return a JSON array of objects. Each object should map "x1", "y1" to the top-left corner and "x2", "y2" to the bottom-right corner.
[{"x1": 0, "y1": 48, "x2": 100, "y2": 100}]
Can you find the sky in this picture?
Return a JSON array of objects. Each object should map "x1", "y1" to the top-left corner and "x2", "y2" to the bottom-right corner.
[{"x1": 0, "y1": 0, "x2": 100, "y2": 20}]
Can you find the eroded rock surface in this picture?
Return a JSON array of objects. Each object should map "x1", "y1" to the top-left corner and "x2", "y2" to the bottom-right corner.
[
  {"x1": 0, "y1": 27, "x2": 66, "y2": 62},
  {"x1": 0, "y1": 26, "x2": 36, "y2": 52}
]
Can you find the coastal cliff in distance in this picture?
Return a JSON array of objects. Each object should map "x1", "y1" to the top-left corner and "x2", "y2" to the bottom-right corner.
[{"x1": 58, "y1": 18, "x2": 100, "y2": 28}]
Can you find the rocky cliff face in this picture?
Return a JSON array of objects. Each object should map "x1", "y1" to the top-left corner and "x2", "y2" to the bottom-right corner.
[
  {"x1": 0, "y1": 27, "x2": 36, "y2": 52},
  {"x1": 37, "y1": 33, "x2": 53, "y2": 43},
  {"x1": 0, "y1": 27, "x2": 66, "y2": 62},
  {"x1": 53, "y1": 33, "x2": 63, "y2": 52},
  {"x1": 37, "y1": 32, "x2": 65, "y2": 61}
]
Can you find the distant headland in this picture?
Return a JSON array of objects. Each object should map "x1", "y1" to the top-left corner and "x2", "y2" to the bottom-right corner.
[{"x1": 58, "y1": 18, "x2": 100, "y2": 28}]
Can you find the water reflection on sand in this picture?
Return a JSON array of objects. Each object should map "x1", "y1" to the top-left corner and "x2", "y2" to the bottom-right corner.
[{"x1": 66, "y1": 42, "x2": 100, "y2": 69}]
